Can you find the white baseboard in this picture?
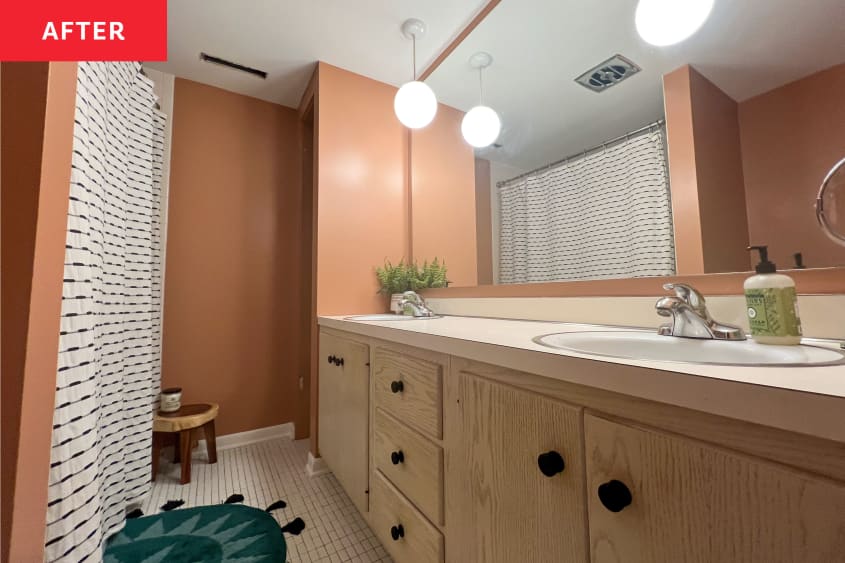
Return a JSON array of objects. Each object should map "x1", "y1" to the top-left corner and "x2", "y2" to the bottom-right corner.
[
  {"x1": 305, "y1": 452, "x2": 330, "y2": 477},
  {"x1": 196, "y1": 422, "x2": 295, "y2": 456}
]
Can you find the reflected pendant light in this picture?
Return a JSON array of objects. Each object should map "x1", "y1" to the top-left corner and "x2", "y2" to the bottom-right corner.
[
  {"x1": 394, "y1": 19, "x2": 437, "y2": 129},
  {"x1": 635, "y1": 0, "x2": 714, "y2": 46},
  {"x1": 461, "y1": 52, "x2": 501, "y2": 148}
]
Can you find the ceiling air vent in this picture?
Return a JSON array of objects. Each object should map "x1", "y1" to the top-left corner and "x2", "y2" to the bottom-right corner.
[
  {"x1": 199, "y1": 52, "x2": 267, "y2": 79},
  {"x1": 575, "y1": 54, "x2": 640, "y2": 93}
]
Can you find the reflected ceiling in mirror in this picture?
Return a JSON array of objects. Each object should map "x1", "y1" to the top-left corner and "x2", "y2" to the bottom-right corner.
[
  {"x1": 413, "y1": 0, "x2": 845, "y2": 287},
  {"x1": 426, "y1": 0, "x2": 844, "y2": 172}
]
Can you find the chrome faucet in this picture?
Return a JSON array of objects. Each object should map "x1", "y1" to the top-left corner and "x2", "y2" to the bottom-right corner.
[
  {"x1": 398, "y1": 291, "x2": 436, "y2": 318},
  {"x1": 655, "y1": 283, "x2": 745, "y2": 340}
]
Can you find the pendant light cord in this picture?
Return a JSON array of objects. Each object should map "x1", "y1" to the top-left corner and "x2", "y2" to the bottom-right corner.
[
  {"x1": 478, "y1": 67, "x2": 484, "y2": 104},
  {"x1": 412, "y1": 34, "x2": 417, "y2": 80}
]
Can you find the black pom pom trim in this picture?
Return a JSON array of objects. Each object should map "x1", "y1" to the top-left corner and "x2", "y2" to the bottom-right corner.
[
  {"x1": 265, "y1": 499, "x2": 287, "y2": 513},
  {"x1": 281, "y1": 517, "x2": 305, "y2": 536},
  {"x1": 223, "y1": 494, "x2": 245, "y2": 504},
  {"x1": 160, "y1": 500, "x2": 185, "y2": 512}
]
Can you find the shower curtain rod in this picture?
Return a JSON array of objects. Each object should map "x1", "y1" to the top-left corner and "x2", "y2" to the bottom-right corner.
[{"x1": 497, "y1": 118, "x2": 666, "y2": 187}]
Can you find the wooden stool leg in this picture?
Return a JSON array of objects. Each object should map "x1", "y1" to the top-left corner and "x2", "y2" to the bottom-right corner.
[
  {"x1": 204, "y1": 420, "x2": 218, "y2": 464},
  {"x1": 151, "y1": 432, "x2": 162, "y2": 482},
  {"x1": 173, "y1": 432, "x2": 181, "y2": 463},
  {"x1": 179, "y1": 429, "x2": 192, "y2": 484}
]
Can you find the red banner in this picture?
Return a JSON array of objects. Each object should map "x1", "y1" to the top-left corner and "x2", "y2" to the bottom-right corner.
[{"x1": 0, "y1": 0, "x2": 167, "y2": 61}]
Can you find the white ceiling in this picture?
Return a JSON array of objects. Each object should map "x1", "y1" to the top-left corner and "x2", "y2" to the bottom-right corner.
[
  {"x1": 146, "y1": 0, "x2": 489, "y2": 108},
  {"x1": 426, "y1": 0, "x2": 845, "y2": 171}
]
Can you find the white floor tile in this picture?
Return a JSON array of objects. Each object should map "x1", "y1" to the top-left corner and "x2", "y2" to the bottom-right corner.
[{"x1": 143, "y1": 437, "x2": 392, "y2": 563}]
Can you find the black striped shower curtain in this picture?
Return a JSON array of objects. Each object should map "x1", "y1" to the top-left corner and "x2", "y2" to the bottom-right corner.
[
  {"x1": 497, "y1": 126, "x2": 675, "y2": 283},
  {"x1": 44, "y1": 62, "x2": 165, "y2": 562}
]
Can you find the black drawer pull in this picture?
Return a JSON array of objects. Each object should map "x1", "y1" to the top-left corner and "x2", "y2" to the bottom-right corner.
[
  {"x1": 327, "y1": 355, "x2": 335, "y2": 365},
  {"x1": 598, "y1": 479, "x2": 632, "y2": 513},
  {"x1": 390, "y1": 524, "x2": 405, "y2": 541},
  {"x1": 335, "y1": 357, "x2": 344, "y2": 367},
  {"x1": 390, "y1": 450, "x2": 404, "y2": 465},
  {"x1": 390, "y1": 380, "x2": 404, "y2": 393},
  {"x1": 537, "y1": 451, "x2": 565, "y2": 477}
]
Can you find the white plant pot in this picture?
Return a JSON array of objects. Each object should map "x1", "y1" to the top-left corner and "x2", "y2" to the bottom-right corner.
[{"x1": 389, "y1": 293, "x2": 404, "y2": 314}]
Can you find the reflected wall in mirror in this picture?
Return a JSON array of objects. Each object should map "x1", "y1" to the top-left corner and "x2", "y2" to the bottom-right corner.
[{"x1": 412, "y1": 0, "x2": 845, "y2": 287}]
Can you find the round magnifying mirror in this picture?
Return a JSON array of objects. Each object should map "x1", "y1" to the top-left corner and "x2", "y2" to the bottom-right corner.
[{"x1": 817, "y1": 157, "x2": 845, "y2": 247}]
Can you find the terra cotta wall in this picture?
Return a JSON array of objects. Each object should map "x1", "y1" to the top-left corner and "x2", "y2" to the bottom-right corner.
[{"x1": 161, "y1": 78, "x2": 307, "y2": 437}]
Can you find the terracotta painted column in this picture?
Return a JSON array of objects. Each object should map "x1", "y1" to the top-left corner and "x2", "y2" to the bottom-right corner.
[
  {"x1": 663, "y1": 65, "x2": 750, "y2": 274},
  {"x1": 1, "y1": 61, "x2": 78, "y2": 563}
]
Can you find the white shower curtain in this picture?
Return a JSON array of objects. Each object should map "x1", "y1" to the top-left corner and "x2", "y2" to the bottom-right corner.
[
  {"x1": 44, "y1": 62, "x2": 165, "y2": 562},
  {"x1": 497, "y1": 126, "x2": 675, "y2": 283}
]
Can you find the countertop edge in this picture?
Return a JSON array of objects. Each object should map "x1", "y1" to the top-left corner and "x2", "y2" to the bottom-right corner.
[{"x1": 318, "y1": 316, "x2": 845, "y2": 443}]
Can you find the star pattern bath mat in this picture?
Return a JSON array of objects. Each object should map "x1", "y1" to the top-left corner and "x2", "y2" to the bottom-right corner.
[{"x1": 104, "y1": 499, "x2": 304, "y2": 562}]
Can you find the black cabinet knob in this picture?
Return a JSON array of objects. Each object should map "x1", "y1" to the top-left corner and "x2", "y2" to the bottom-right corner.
[
  {"x1": 337, "y1": 357, "x2": 344, "y2": 367},
  {"x1": 327, "y1": 355, "x2": 335, "y2": 365},
  {"x1": 390, "y1": 450, "x2": 405, "y2": 465},
  {"x1": 537, "y1": 451, "x2": 565, "y2": 477},
  {"x1": 390, "y1": 380, "x2": 404, "y2": 393},
  {"x1": 390, "y1": 524, "x2": 405, "y2": 541},
  {"x1": 598, "y1": 479, "x2": 632, "y2": 513}
]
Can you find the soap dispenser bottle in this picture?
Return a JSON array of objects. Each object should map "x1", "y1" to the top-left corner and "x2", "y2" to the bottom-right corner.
[{"x1": 744, "y1": 245, "x2": 802, "y2": 345}]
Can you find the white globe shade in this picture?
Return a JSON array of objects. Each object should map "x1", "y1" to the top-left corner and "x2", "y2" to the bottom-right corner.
[
  {"x1": 635, "y1": 0, "x2": 714, "y2": 46},
  {"x1": 461, "y1": 105, "x2": 501, "y2": 148},
  {"x1": 394, "y1": 81, "x2": 438, "y2": 129}
]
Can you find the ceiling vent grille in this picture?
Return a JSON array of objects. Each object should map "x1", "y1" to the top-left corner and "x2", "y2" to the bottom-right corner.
[
  {"x1": 575, "y1": 54, "x2": 640, "y2": 93},
  {"x1": 199, "y1": 52, "x2": 268, "y2": 79}
]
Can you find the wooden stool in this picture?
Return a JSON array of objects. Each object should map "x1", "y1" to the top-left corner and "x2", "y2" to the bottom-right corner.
[{"x1": 152, "y1": 403, "x2": 219, "y2": 484}]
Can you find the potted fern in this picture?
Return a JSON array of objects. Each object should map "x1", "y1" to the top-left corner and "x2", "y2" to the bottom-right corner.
[{"x1": 375, "y1": 258, "x2": 449, "y2": 313}]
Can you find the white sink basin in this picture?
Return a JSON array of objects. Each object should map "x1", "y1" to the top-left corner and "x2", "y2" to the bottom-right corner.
[
  {"x1": 534, "y1": 331, "x2": 845, "y2": 367},
  {"x1": 344, "y1": 314, "x2": 441, "y2": 321}
]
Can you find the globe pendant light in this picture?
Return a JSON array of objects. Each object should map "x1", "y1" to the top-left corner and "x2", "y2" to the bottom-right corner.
[
  {"x1": 635, "y1": 0, "x2": 714, "y2": 46},
  {"x1": 394, "y1": 19, "x2": 437, "y2": 129},
  {"x1": 461, "y1": 52, "x2": 501, "y2": 148}
]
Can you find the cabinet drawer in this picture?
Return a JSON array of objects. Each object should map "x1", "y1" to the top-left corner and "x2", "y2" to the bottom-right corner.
[
  {"x1": 585, "y1": 414, "x2": 845, "y2": 563},
  {"x1": 373, "y1": 347, "x2": 443, "y2": 439},
  {"x1": 373, "y1": 408, "x2": 444, "y2": 524},
  {"x1": 370, "y1": 470, "x2": 444, "y2": 563}
]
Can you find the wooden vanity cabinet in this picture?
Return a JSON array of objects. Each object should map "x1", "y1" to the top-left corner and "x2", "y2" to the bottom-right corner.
[
  {"x1": 318, "y1": 330, "x2": 370, "y2": 513},
  {"x1": 585, "y1": 414, "x2": 845, "y2": 563},
  {"x1": 444, "y1": 371, "x2": 588, "y2": 563},
  {"x1": 318, "y1": 328, "x2": 845, "y2": 563}
]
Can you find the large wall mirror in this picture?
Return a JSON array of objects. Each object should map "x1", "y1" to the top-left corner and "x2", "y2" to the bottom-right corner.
[{"x1": 412, "y1": 0, "x2": 845, "y2": 289}]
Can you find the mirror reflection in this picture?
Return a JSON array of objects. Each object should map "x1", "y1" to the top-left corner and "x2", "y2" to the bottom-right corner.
[{"x1": 415, "y1": 0, "x2": 845, "y2": 287}]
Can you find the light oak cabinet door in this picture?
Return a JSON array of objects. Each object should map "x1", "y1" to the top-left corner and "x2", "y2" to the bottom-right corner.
[
  {"x1": 585, "y1": 414, "x2": 845, "y2": 563},
  {"x1": 318, "y1": 331, "x2": 370, "y2": 513},
  {"x1": 444, "y1": 371, "x2": 588, "y2": 563}
]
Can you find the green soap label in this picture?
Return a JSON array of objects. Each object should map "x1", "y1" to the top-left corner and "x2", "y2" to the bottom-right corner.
[{"x1": 745, "y1": 287, "x2": 802, "y2": 337}]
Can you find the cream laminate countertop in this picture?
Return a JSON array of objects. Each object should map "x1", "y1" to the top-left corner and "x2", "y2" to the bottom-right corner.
[{"x1": 318, "y1": 315, "x2": 845, "y2": 442}]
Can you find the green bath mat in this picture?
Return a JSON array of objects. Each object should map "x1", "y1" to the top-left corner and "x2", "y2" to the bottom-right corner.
[{"x1": 104, "y1": 504, "x2": 288, "y2": 562}]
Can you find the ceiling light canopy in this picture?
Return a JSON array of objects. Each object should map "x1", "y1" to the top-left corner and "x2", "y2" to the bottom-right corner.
[
  {"x1": 395, "y1": 19, "x2": 437, "y2": 129},
  {"x1": 635, "y1": 0, "x2": 714, "y2": 46}
]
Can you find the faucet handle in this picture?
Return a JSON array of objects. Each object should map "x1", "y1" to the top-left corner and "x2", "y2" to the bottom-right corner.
[
  {"x1": 401, "y1": 290, "x2": 424, "y2": 304},
  {"x1": 662, "y1": 283, "x2": 706, "y2": 311}
]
